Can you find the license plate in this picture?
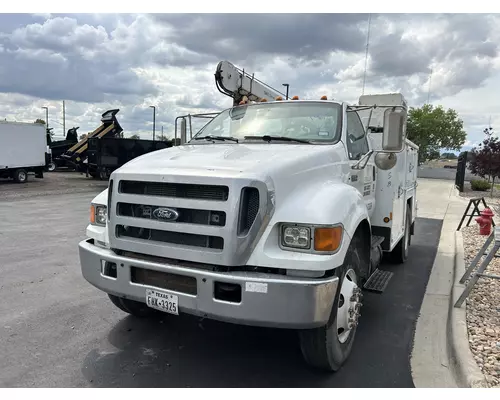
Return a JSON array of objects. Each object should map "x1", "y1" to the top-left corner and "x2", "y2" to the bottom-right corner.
[{"x1": 145, "y1": 288, "x2": 179, "y2": 315}]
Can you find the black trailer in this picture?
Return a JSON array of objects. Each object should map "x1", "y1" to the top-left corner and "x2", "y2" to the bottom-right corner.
[
  {"x1": 46, "y1": 127, "x2": 79, "y2": 171},
  {"x1": 56, "y1": 109, "x2": 123, "y2": 174},
  {"x1": 87, "y1": 137, "x2": 173, "y2": 179}
]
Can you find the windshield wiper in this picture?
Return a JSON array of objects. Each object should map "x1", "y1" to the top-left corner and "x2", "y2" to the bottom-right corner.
[
  {"x1": 193, "y1": 135, "x2": 239, "y2": 143},
  {"x1": 244, "y1": 135, "x2": 311, "y2": 144}
]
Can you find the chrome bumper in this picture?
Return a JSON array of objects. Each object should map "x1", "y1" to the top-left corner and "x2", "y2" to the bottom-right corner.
[{"x1": 79, "y1": 239, "x2": 339, "y2": 329}]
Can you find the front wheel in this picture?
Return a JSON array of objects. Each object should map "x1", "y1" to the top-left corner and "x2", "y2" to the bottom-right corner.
[
  {"x1": 13, "y1": 168, "x2": 28, "y2": 183},
  {"x1": 298, "y1": 236, "x2": 364, "y2": 372}
]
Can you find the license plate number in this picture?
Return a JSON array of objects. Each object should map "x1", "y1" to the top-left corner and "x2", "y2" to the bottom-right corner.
[{"x1": 145, "y1": 288, "x2": 179, "y2": 315}]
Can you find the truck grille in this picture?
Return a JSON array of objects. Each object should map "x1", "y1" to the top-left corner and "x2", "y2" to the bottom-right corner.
[
  {"x1": 117, "y1": 202, "x2": 226, "y2": 227},
  {"x1": 109, "y1": 176, "x2": 270, "y2": 266},
  {"x1": 116, "y1": 224, "x2": 224, "y2": 250},
  {"x1": 119, "y1": 180, "x2": 229, "y2": 201}
]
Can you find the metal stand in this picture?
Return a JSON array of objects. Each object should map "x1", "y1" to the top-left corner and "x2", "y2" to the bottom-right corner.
[
  {"x1": 454, "y1": 227, "x2": 500, "y2": 308},
  {"x1": 457, "y1": 197, "x2": 495, "y2": 231}
]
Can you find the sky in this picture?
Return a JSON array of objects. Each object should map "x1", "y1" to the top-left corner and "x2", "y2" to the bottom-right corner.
[{"x1": 0, "y1": 12, "x2": 499, "y2": 152}]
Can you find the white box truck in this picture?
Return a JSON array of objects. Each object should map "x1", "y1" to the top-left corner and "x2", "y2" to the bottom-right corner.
[
  {"x1": 0, "y1": 120, "x2": 48, "y2": 183},
  {"x1": 78, "y1": 89, "x2": 419, "y2": 372}
]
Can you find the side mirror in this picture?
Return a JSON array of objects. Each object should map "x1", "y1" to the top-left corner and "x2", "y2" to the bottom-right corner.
[
  {"x1": 180, "y1": 118, "x2": 187, "y2": 145},
  {"x1": 382, "y1": 108, "x2": 406, "y2": 152}
]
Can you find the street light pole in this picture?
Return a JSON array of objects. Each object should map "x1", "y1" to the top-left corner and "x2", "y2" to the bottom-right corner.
[
  {"x1": 149, "y1": 105, "x2": 156, "y2": 142},
  {"x1": 63, "y1": 100, "x2": 66, "y2": 136},
  {"x1": 282, "y1": 83, "x2": 289, "y2": 100}
]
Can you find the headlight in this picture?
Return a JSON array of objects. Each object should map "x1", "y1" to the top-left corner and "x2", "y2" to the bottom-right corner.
[
  {"x1": 281, "y1": 225, "x2": 311, "y2": 249},
  {"x1": 90, "y1": 204, "x2": 107, "y2": 226},
  {"x1": 280, "y1": 223, "x2": 343, "y2": 253}
]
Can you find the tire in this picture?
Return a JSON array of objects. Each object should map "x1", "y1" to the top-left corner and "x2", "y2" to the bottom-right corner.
[
  {"x1": 48, "y1": 162, "x2": 56, "y2": 172},
  {"x1": 390, "y1": 205, "x2": 411, "y2": 264},
  {"x1": 108, "y1": 294, "x2": 159, "y2": 318},
  {"x1": 299, "y1": 234, "x2": 365, "y2": 372},
  {"x1": 99, "y1": 169, "x2": 110, "y2": 180},
  {"x1": 13, "y1": 169, "x2": 28, "y2": 183}
]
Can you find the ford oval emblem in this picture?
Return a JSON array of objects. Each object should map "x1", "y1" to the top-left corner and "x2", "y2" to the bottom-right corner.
[{"x1": 153, "y1": 207, "x2": 179, "y2": 222}]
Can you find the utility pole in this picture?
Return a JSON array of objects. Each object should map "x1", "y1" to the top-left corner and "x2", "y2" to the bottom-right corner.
[
  {"x1": 362, "y1": 13, "x2": 372, "y2": 96},
  {"x1": 63, "y1": 100, "x2": 66, "y2": 136}
]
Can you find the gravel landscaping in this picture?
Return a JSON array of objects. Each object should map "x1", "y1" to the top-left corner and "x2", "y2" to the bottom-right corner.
[{"x1": 461, "y1": 225, "x2": 500, "y2": 388}]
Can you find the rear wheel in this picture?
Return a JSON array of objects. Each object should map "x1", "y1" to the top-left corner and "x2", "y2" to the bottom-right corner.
[
  {"x1": 390, "y1": 204, "x2": 411, "y2": 264},
  {"x1": 298, "y1": 235, "x2": 364, "y2": 371},
  {"x1": 108, "y1": 294, "x2": 159, "y2": 318},
  {"x1": 48, "y1": 162, "x2": 56, "y2": 172},
  {"x1": 99, "y1": 168, "x2": 110, "y2": 180}
]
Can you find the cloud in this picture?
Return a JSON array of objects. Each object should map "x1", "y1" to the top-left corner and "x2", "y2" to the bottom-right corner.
[
  {"x1": 151, "y1": 13, "x2": 370, "y2": 66},
  {"x1": 0, "y1": 12, "x2": 499, "y2": 149}
]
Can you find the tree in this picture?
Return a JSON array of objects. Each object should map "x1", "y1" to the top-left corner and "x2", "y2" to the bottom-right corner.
[
  {"x1": 428, "y1": 149, "x2": 440, "y2": 160},
  {"x1": 129, "y1": 134, "x2": 141, "y2": 139},
  {"x1": 34, "y1": 119, "x2": 46, "y2": 125},
  {"x1": 468, "y1": 135, "x2": 500, "y2": 197},
  {"x1": 406, "y1": 104, "x2": 467, "y2": 163},
  {"x1": 441, "y1": 152, "x2": 457, "y2": 159}
]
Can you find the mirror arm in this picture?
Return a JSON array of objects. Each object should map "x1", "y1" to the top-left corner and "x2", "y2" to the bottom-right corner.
[{"x1": 352, "y1": 150, "x2": 374, "y2": 170}]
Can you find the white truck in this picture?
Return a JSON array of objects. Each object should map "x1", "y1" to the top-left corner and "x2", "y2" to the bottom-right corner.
[
  {"x1": 78, "y1": 62, "x2": 418, "y2": 372},
  {"x1": 0, "y1": 120, "x2": 49, "y2": 183}
]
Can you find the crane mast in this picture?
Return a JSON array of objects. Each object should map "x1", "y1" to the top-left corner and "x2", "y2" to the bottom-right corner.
[{"x1": 214, "y1": 60, "x2": 287, "y2": 106}]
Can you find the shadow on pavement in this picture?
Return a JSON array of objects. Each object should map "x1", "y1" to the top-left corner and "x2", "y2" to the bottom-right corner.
[
  {"x1": 81, "y1": 217, "x2": 443, "y2": 388},
  {"x1": 81, "y1": 312, "x2": 329, "y2": 388}
]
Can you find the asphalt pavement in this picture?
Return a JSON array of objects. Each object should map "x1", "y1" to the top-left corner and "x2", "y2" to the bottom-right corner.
[{"x1": 0, "y1": 176, "x2": 443, "y2": 388}]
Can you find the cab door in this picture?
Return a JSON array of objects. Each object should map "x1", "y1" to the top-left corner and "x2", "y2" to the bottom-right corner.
[{"x1": 345, "y1": 110, "x2": 376, "y2": 218}]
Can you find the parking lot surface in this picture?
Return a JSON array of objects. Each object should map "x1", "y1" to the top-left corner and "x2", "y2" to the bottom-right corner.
[{"x1": 0, "y1": 174, "x2": 442, "y2": 387}]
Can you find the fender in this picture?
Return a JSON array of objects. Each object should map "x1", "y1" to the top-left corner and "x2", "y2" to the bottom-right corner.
[
  {"x1": 91, "y1": 188, "x2": 108, "y2": 206},
  {"x1": 246, "y1": 181, "x2": 371, "y2": 272},
  {"x1": 86, "y1": 188, "x2": 109, "y2": 245}
]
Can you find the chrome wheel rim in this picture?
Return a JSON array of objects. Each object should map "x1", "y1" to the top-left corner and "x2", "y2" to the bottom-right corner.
[{"x1": 336, "y1": 268, "x2": 363, "y2": 343}]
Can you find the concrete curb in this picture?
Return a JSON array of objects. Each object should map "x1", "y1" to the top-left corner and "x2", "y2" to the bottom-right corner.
[{"x1": 447, "y1": 230, "x2": 489, "y2": 388}]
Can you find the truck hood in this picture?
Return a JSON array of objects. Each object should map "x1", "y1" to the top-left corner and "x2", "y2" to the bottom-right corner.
[{"x1": 117, "y1": 142, "x2": 348, "y2": 182}]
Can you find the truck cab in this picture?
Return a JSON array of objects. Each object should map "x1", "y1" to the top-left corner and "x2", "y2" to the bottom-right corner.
[{"x1": 79, "y1": 93, "x2": 417, "y2": 372}]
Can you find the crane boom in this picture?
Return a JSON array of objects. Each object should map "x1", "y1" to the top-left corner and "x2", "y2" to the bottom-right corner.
[{"x1": 215, "y1": 60, "x2": 287, "y2": 106}]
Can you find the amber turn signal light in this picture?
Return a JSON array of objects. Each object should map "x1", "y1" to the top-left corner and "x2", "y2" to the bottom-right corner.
[
  {"x1": 314, "y1": 226, "x2": 342, "y2": 252},
  {"x1": 90, "y1": 205, "x2": 96, "y2": 224}
]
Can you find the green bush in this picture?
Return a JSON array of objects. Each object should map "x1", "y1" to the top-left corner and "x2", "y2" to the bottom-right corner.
[{"x1": 470, "y1": 179, "x2": 491, "y2": 191}]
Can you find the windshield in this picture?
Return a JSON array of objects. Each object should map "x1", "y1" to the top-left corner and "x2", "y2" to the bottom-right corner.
[{"x1": 190, "y1": 101, "x2": 342, "y2": 143}]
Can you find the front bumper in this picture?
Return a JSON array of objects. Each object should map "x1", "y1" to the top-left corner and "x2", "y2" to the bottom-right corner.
[{"x1": 79, "y1": 239, "x2": 339, "y2": 329}]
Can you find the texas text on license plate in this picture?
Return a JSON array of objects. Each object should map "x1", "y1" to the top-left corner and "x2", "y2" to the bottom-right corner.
[{"x1": 145, "y1": 288, "x2": 179, "y2": 315}]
